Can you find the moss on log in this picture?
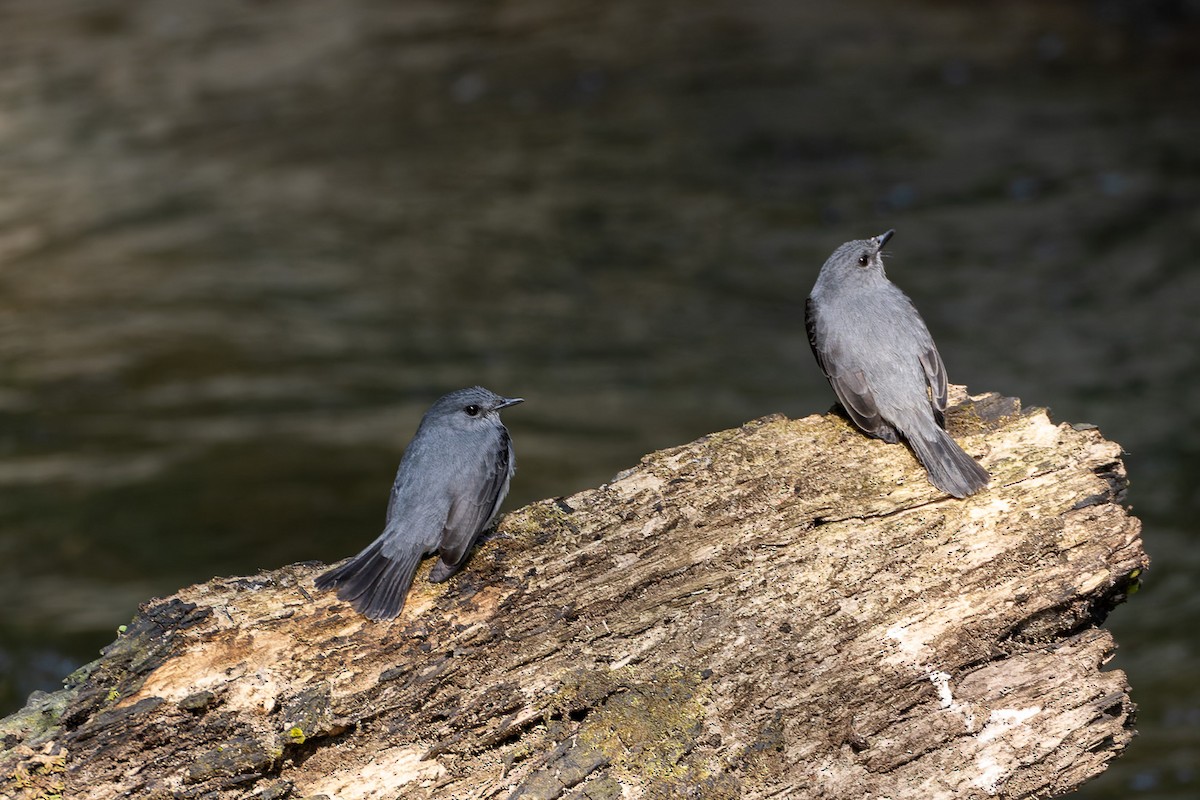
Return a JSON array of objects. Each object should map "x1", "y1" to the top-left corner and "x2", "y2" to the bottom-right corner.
[{"x1": 0, "y1": 388, "x2": 1146, "y2": 799}]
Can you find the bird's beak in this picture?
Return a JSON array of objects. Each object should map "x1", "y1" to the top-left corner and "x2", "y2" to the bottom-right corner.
[
  {"x1": 875, "y1": 229, "x2": 895, "y2": 249},
  {"x1": 495, "y1": 397, "x2": 525, "y2": 410}
]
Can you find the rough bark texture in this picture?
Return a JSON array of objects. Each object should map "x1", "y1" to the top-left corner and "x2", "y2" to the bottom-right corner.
[{"x1": 0, "y1": 388, "x2": 1146, "y2": 800}]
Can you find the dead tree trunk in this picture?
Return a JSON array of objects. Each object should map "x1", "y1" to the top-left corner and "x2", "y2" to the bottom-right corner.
[{"x1": 0, "y1": 388, "x2": 1146, "y2": 800}]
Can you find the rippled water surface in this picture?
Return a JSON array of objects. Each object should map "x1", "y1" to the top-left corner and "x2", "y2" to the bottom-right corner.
[{"x1": 1, "y1": 1, "x2": 1198, "y2": 795}]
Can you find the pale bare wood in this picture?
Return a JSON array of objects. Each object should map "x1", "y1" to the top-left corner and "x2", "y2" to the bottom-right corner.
[{"x1": 0, "y1": 388, "x2": 1146, "y2": 800}]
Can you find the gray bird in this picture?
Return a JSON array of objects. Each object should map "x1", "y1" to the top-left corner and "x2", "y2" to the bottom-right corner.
[
  {"x1": 805, "y1": 230, "x2": 989, "y2": 498},
  {"x1": 315, "y1": 386, "x2": 523, "y2": 620}
]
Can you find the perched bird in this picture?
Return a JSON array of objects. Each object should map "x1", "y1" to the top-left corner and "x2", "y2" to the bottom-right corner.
[
  {"x1": 805, "y1": 229, "x2": 989, "y2": 498},
  {"x1": 315, "y1": 386, "x2": 523, "y2": 620}
]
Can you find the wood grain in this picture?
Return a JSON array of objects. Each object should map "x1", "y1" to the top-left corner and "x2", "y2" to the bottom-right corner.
[{"x1": 0, "y1": 389, "x2": 1146, "y2": 799}]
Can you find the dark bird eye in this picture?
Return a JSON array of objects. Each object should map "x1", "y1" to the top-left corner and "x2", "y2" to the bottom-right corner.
[
  {"x1": 463, "y1": 404, "x2": 481, "y2": 417},
  {"x1": 858, "y1": 252, "x2": 870, "y2": 267}
]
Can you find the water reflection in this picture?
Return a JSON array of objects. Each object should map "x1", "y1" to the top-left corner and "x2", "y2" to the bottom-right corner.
[{"x1": 1, "y1": 1, "x2": 1197, "y2": 795}]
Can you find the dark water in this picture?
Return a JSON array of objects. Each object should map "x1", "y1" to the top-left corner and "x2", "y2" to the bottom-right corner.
[{"x1": 1, "y1": 0, "x2": 1198, "y2": 795}]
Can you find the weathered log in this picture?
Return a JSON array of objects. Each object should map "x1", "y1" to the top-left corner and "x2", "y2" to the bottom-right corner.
[{"x1": 0, "y1": 388, "x2": 1146, "y2": 800}]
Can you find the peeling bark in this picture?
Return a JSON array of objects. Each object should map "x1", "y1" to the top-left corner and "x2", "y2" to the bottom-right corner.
[{"x1": 0, "y1": 388, "x2": 1146, "y2": 799}]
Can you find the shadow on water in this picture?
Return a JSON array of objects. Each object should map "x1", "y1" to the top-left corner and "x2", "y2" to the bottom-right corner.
[{"x1": 1, "y1": 0, "x2": 1198, "y2": 794}]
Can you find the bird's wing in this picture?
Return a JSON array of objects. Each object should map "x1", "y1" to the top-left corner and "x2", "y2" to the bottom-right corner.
[
  {"x1": 918, "y1": 343, "x2": 949, "y2": 429},
  {"x1": 891, "y1": 291, "x2": 948, "y2": 424},
  {"x1": 806, "y1": 297, "x2": 898, "y2": 443},
  {"x1": 804, "y1": 296, "x2": 824, "y2": 366},
  {"x1": 437, "y1": 428, "x2": 515, "y2": 571},
  {"x1": 373, "y1": 453, "x2": 454, "y2": 560}
]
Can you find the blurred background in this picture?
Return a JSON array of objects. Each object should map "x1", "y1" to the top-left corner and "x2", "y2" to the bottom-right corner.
[{"x1": 0, "y1": 0, "x2": 1196, "y2": 795}]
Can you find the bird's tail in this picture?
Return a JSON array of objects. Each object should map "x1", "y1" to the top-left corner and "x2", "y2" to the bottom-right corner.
[
  {"x1": 314, "y1": 539, "x2": 423, "y2": 621},
  {"x1": 907, "y1": 425, "x2": 990, "y2": 498}
]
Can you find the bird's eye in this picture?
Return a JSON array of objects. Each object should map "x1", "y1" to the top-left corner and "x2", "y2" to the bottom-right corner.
[
  {"x1": 858, "y1": 252, "x2": 870, "y2": 267},
  {"x1": 464, "y1": 404, "x2": 481, "y2": 417}
]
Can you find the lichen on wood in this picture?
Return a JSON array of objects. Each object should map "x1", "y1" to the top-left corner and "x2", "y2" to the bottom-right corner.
[{"x1": 0, "y1": 388, "x2": 1146, "y2": 799}]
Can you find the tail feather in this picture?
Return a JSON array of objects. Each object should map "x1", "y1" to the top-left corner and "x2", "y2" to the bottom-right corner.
[
  {"x1": 906, "y1": 426, "x2": 990, "y2": 498},
  {"x1": 314, "y1": 539, "x2": 423, "y2": 620}
]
